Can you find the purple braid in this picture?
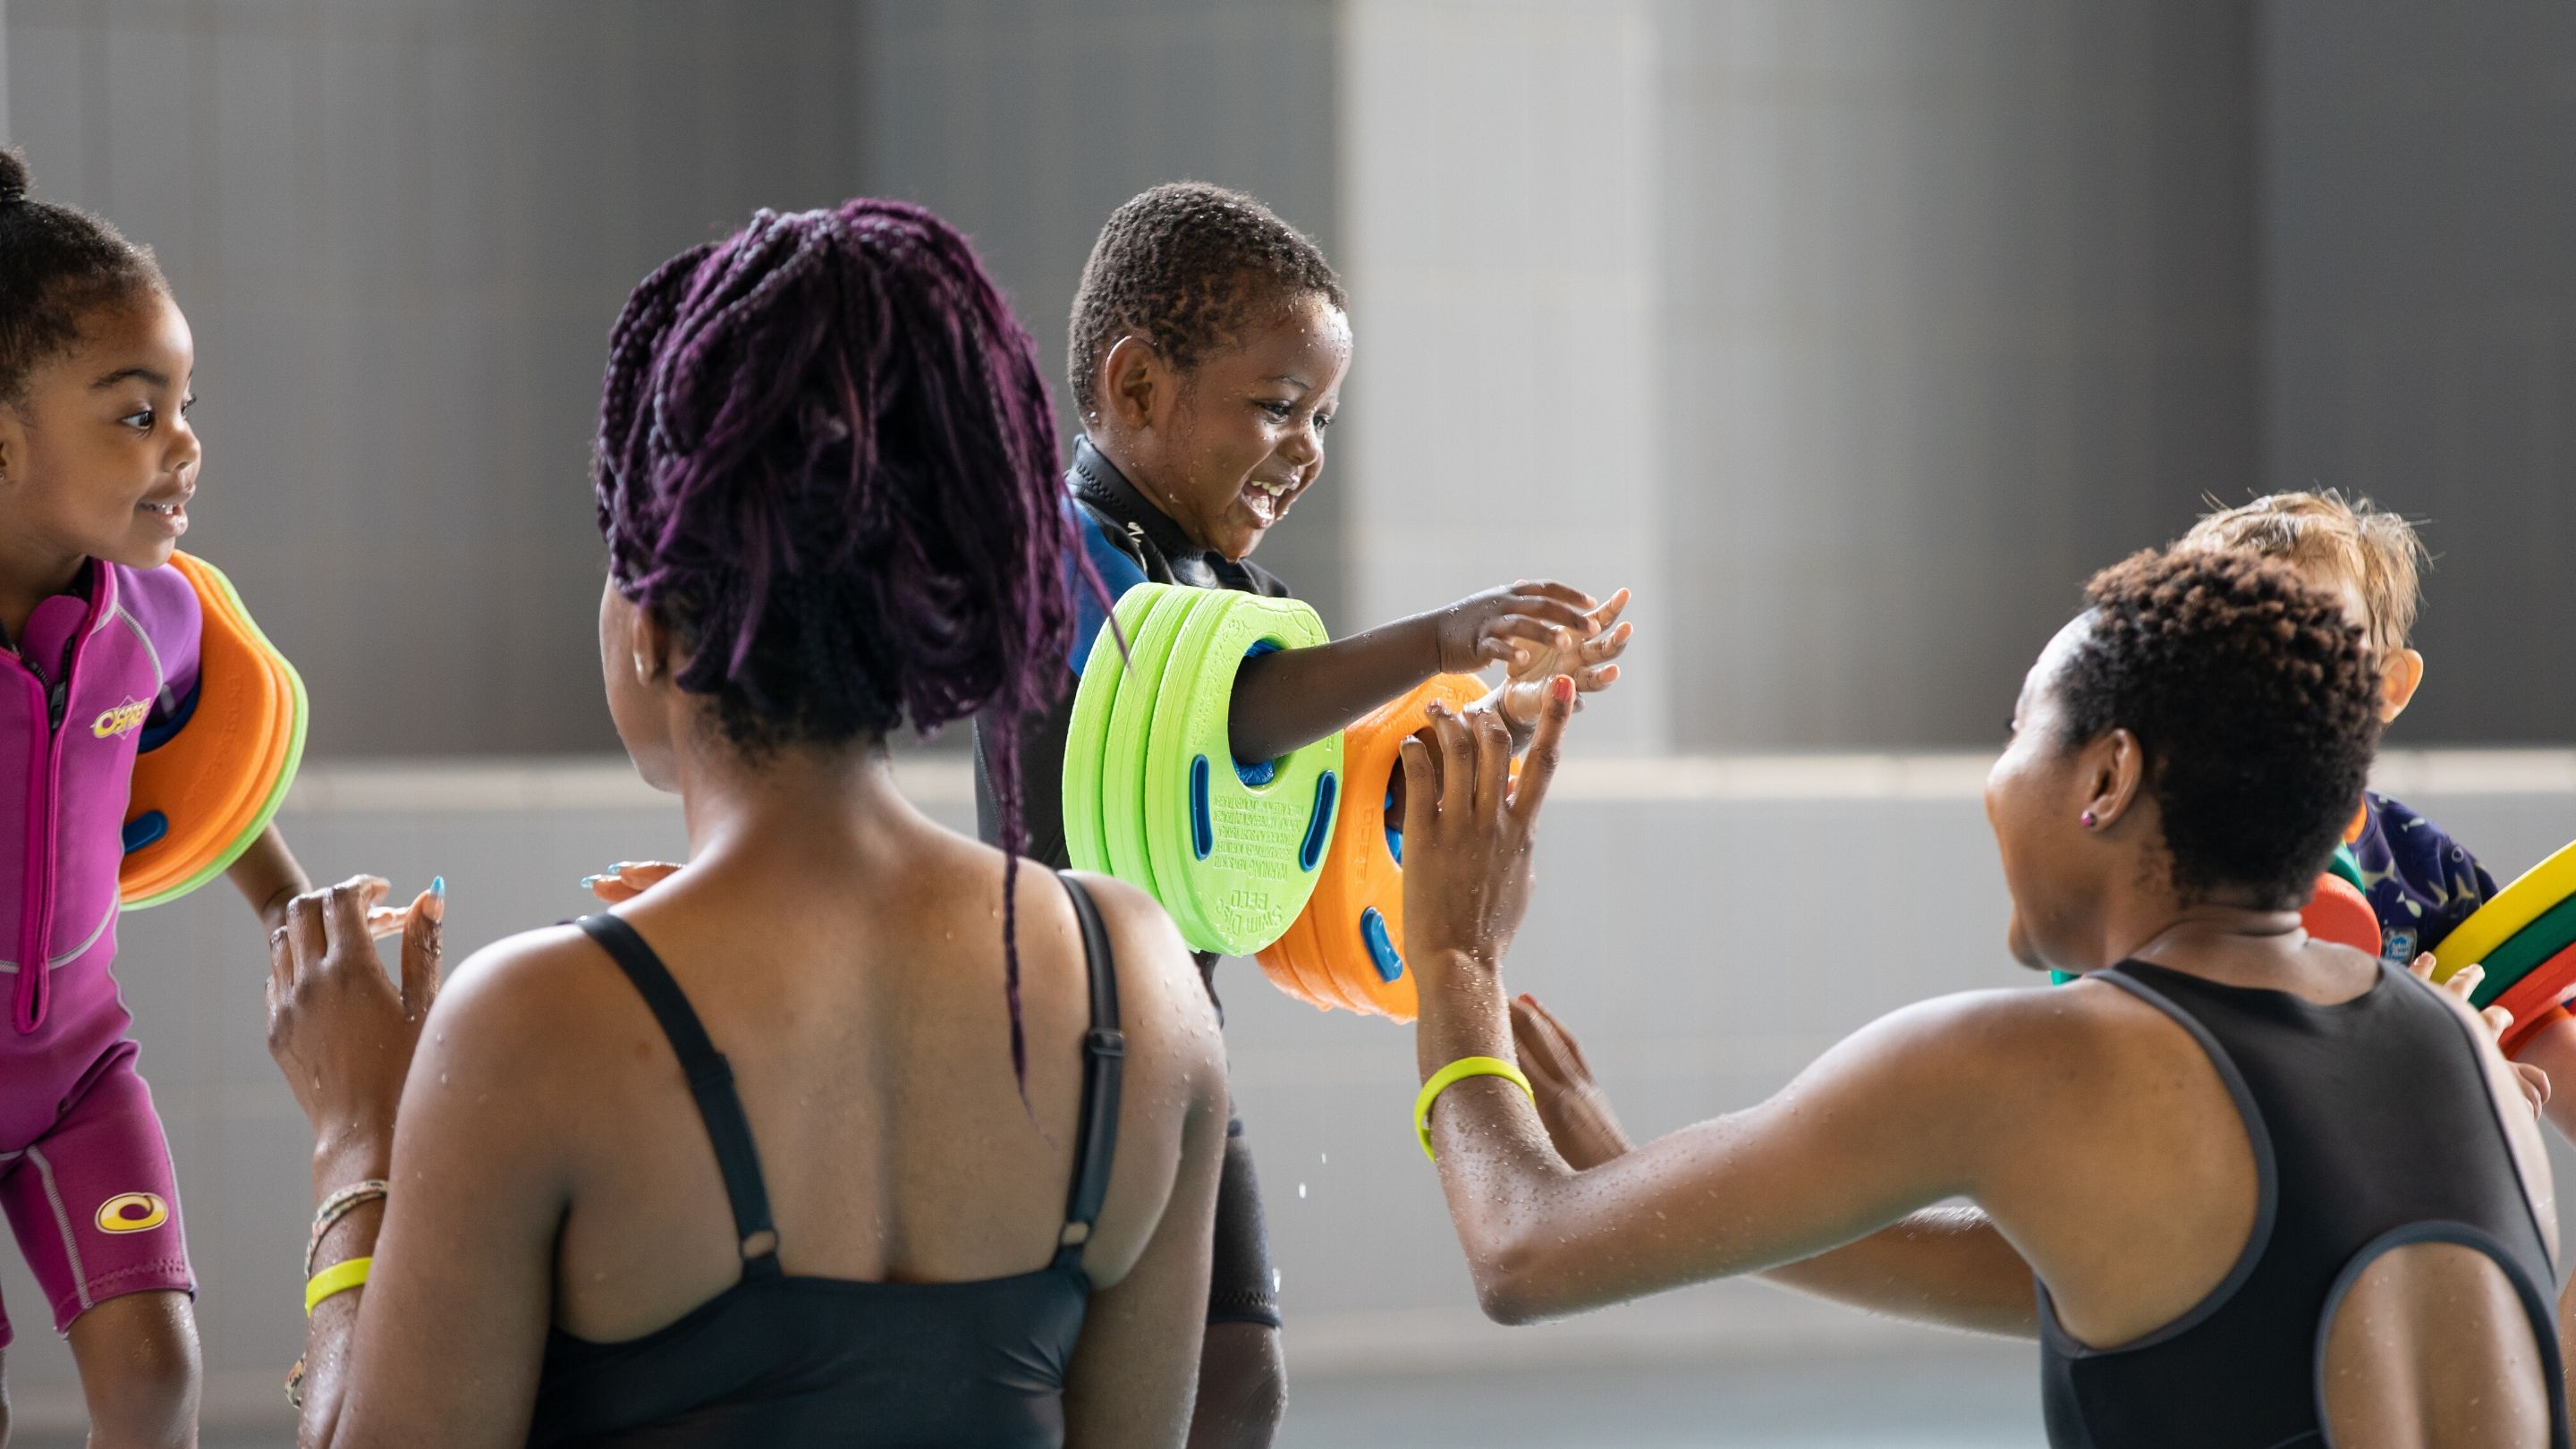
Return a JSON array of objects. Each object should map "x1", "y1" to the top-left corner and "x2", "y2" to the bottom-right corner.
[{"x1": 592, "y1": 199, "x2": 1077, "y2": 1089}]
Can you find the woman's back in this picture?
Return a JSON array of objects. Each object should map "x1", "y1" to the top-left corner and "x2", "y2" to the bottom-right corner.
[
  {"x1": 2030, "y1": 948, "x2": 2562, "y2": 1447},
  {"x1": 501, "y1": 816, "x2": 1217, "y2": 1445},
  {"x1": 263, "y1": 196, "x2": 1228, "y2": 1449}
]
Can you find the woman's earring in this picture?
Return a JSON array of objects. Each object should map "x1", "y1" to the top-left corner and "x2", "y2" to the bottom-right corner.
[{"x1": 2080, "y1": 809, "x2": 2098, "y2": 828}]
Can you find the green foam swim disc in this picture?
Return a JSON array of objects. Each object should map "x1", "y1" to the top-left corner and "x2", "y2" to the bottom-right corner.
[
  {"x1": 1063, "y1": 582, "x2": 1172, "y2": 876},
  {"x1": 2469, "y1": 894, "x2": 2576, "y2": 1008},
  {"x1": 1143, "y1": 590, "x2": 1340, "y2": 956},
  {"x1": 1100, "y1": 587, "x2": 1216, "y2": 909}
]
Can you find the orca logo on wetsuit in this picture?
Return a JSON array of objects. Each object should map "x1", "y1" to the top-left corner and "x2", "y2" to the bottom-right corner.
[
  {"x1": 91, "y1": 699, "x2": 149, "y2": 740},
  {"x1": 95, "y1": 1192, "x2": 169, "y2": 1233}
]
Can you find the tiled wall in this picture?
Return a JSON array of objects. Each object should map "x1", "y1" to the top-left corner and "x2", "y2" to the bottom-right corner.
[
  {"x1": 4, "y1": 0, "x2": 867, "y2": 757},
  {"x1": 0, "y1": 758, "x2": 2568, "y2": 1428},
  {"x1": 2259, "y1": 0, "x2": 2576, "y2": 746}
]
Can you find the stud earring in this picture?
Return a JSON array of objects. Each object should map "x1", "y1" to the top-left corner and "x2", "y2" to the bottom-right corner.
[{"x1": 2080, "y1": 809, "x2": 2097, "y2": 828}]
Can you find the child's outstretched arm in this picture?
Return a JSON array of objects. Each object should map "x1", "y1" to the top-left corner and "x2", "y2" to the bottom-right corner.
[
  {"x1": 1227, "y1": 580, "x2": 1605, "y2": 764},
  {"x1": 228, "y1": 823, "x2": 313, "y2": 933}
]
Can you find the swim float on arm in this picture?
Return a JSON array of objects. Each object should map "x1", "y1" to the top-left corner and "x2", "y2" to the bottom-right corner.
[{"x1": 118, "y1": 552, "x2": 308, "y2": 909}]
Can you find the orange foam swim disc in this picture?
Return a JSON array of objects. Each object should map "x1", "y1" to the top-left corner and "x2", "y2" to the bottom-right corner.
[
  {"x1": 1255, "y1": 674, "x2": 1491, "y2": 1021},
  {"x1": 2301, "y1": 874, "x2": 2381, "y2": 957},
  {"x1": 119, "y1": 553, "x2": 307, "y2": 908},
  {"x1": 2492, "y1": 940, "x2": 2576, "y2": 1057}
]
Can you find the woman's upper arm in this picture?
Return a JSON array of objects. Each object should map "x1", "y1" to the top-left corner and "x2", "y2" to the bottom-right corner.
[
  {"x1": 1479, "y1": 992, "x2": 2033, "y2": 1322},
  {"x1": 1060, "y1": 877, "x2": 1229, "y2": 1449},
  {"x1": 1759, "y1": 1206, "x2": 2040, "y2": 1337},
  {"x1": 324, "y1": 945, "x2": 580, "y2": 1446}
]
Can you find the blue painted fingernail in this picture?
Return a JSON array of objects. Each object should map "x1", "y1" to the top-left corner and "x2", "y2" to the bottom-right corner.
[
  {"x1": 579, "y1": 875, "x2": 601, "y2": 890},
  {"x1": 431, "y1": 876, "x2": 445, "y2": 897}
]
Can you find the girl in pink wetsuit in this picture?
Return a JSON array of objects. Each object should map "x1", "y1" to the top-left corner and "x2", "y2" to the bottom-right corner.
[{"x1": 0, "y1": 148, "x2": 312, "y2": 1443}]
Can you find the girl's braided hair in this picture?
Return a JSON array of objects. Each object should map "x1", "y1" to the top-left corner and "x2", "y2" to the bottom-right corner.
[{"x1": 593, "y1": 199, "x2": 1080, "y2": 1086}]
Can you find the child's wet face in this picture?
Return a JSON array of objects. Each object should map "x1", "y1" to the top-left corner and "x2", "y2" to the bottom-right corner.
[
  {"x1": 1148, "y1": 294, "x2": 1350, "y2": 561},
  {"x1": 0, "y1": 292, "x2": 200, "y2": 575}
]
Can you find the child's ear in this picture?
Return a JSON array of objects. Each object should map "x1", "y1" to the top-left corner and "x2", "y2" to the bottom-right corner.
[
  {"x1": 1099, "y1": 334, "x2": 1165, "y2": 434},
  {"x1": 2379, "y1": 647, "x2": 2426, "y2": 723}
]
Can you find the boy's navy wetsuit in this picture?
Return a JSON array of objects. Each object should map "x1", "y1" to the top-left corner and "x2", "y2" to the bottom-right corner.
[
  {"x1": 973, "y1": 436, "x2": 1284, "y2": 1328},
  {"x1": 2352, "y1": 792, "x2": 2501, "y2": 967}
]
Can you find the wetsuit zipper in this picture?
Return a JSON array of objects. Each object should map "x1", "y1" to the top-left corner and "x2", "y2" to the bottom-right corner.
[{"x1": 10, "y1": 626, "x2": 86, "y2": 1033}]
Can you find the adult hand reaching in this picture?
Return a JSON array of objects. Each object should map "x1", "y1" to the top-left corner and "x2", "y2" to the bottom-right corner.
[
  {"x1": 1511, "y1": 995, "x2": 1631, "y2": 1169},
  {"x1": 583, "y1": 860, "x2": 682, "y2": 904},
  {"x1": 266, "y1": 876, "x2": 445, "y2": 1153},
  {"x1": 1399, "y1": 676, "x2": 1573, "y2": 977}
]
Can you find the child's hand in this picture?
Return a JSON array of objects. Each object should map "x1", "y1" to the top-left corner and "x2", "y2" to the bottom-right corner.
[
  {"x1": 583, "y1": 861, "x2": 682, "y2": 903},
  {"x1": 1431, "y1": 581, "x2": 1604, "y2": 676},
  {"x1": 1496, "y1": 588, "x2": 1631, "y2": 731},
  {"x1": 1512, "y1": 994, "x2": 1632, "y2": 1170},
  {"x1": 2412, "y1": 953, "x2": 2549, "y2": 1117}
]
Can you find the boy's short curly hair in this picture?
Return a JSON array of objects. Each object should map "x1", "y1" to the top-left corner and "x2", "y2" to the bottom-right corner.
[
  {"x1": 2178, "y1": 490, "x2": 2428, "y2": 654},
  {"x1": 1067, "y1": 182, "x2": 1344, "y2": 418},
  {"x1": 2057, "y1": 547, "x2": 2381, "y2": 910}
]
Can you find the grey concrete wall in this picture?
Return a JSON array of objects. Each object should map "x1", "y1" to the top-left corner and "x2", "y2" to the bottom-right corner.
[
  {"x1": 1337, "y1": 0, "x2": 1674, "y2": 754},
  {"x1": 1654, "y1": 0, "x2": 2261, "y2": 750},
  {"x1": 2259, "y1": 0, "x2": 2576, "y2": 747},
  {"x1": 4, "y1": 0, "x2": 866, "y2": 757},
  {"x1": 860, "y1": 0, "x2": 1350, "y2": 630},
  {"x1": 1, "y1": 754, "x2": 2568, "y2": 1428}
]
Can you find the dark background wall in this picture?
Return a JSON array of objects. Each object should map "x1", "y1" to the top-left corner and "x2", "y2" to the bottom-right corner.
[
  {"x1": 1657, "y1": 0, "x2": 2262, "y2": 750},
  {"x1": 6, "y1": 0, "x2": 866, "y2": 755},
  {"x1": 2260, "y1": 0, "x2": 2576, "y2": 746}
]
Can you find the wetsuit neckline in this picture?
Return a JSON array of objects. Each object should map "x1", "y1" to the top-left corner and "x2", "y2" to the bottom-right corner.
[{"x1": 1068, "y1": 436, "x2": 1203, "y2": 564}]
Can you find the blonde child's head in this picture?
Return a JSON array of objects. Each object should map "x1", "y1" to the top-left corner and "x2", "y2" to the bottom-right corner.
[{"x1": 2177, "y1": 490, "x2": 2428, "y2": 724}]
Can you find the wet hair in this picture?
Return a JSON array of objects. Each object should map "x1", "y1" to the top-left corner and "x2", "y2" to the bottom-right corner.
[
  {"x1": 2055, "y1": 548, "x2": 2381, "y2": 910},
  {"x1": 593, "y1": 199, "x2": 1079, "y2": 1086},
  {"x1": 1067, "y1": 181, "x2": 1345, "y2": 418},
  {"x1": 2178, "y1": 490, "x2": 2429, "y2": 653},
  {"x1": 0, "y1": 148, "x2": 170, "y2": 408}
]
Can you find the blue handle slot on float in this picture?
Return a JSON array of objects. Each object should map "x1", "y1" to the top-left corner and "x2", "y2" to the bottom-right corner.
[
  {"x1": 1360, "y1": 907, "x2": 1403, "y2": 982},
  {"x1": 122, "y1": 811, "x2": 169, "y2": 854},
  {"x1": 1190, "y1": 756, "x2": 1214, "y2": 860},
  {"x1": 1301, "y1": 771, "x2": 1336, "y2": 872}
]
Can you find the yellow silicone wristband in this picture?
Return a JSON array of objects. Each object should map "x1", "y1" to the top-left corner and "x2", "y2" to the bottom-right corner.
[
  {"x1": 1415, "y1": 1055, "x2": 1535, "y2": 1161},
  {"x1": 305, "y1": 1255, "x2": 373, "y2": 1317}
]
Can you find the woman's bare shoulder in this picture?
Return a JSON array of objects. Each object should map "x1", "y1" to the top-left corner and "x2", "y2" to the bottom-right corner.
[{"x1": 1059, "y1": 872, "x2": 1223, "y2": 1076}]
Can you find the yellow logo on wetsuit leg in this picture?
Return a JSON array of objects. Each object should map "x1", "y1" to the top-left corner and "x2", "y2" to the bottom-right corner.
[
  {"x1": 91, "y1": 699, "x2": 150, "y2": 740},
  {"x1": 96, "y1": 1192, "x2": 169, "y2": 1233}
]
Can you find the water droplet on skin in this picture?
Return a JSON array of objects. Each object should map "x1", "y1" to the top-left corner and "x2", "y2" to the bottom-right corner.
[{"x1": 439, "y1": 1072, "x2": 449, "y2": 1085}]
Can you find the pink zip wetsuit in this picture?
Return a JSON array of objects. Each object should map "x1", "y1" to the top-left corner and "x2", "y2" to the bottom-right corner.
[{"x1": 0, "y1": 559, "x2": 200, "y2": 1343}]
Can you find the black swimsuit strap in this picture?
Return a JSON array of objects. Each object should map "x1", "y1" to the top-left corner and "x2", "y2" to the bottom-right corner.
[
  {"x1": 576, "y1": 914, "x2": 782, "y2": 1278},
  {"x1": 1054, "y1": 875, "x2": 1125, "y2": 1274}
]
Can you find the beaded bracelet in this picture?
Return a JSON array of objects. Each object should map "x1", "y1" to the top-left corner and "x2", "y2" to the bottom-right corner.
[{"x1": 305, "y1": 1179, "x2": 388, "y2": 1278}]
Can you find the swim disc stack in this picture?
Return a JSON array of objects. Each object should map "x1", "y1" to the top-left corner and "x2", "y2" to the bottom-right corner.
[
  {"x1": 119, "y1": 552, "x2": 309, "y2": 909},
  {"x1": 1258, "y1": 674, "x2": 1491, "y2": 1023},
  {"x1": 2428, "y1": 839, "x2": 2576, "y2": 1053},
  {"x1": 1064, "y1": 583, "x2": 1342, "y2": 957}
]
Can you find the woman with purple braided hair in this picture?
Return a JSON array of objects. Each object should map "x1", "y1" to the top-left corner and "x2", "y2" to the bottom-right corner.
[{"x1": 258, "y1": 199, "x2": 1230, "y2": 1446}]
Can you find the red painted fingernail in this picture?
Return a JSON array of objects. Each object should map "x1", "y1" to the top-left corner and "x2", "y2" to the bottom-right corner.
[{"x1": 1550, "y1": 676, "x2": 1576, "y2": 703}]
